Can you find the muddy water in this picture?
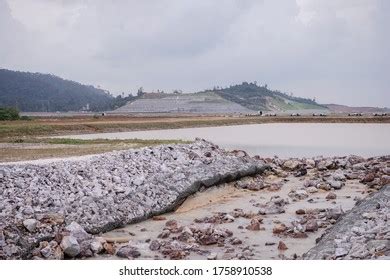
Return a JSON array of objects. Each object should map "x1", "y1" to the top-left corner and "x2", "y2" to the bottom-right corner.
[
  {"x1": 101, "y1": 175, "x2": 367, "y2": 260},
  {"x1": 59, "y1": 123, "x2": 390, "y2": 158}
]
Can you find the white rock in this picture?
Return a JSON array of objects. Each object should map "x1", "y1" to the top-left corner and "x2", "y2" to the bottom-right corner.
[
  {"x1": 207, "y1": 253, "x2": 218, "y2": 260},
  {"x1": 133, "y1": 176, "x2": 145, "y2": 186},
  {"x1": 307, "y1": 186, "x2": 318, "y2": 193},
  {"x1": 335, "y1": 247, "x2": 349, "y2": 258},
  {"x1": 362, "y1": 212, "x2": 376, "y2": 220},
  {"x1": 90, "y1": 241, "x2": 103, "y2": 253},
  {"x1": 224, "y1": 214, "x2": 235, "y2": 222},
  {"x1": 305, "y1": 159, "x2": 316, "y2": 168},
  {"x1": 23, "y1": 219, "x2": 38, "y2": 233},
  {"x1": 91, "y1": 187, "x2": 103, "y2": 198},
  {"x1": 114, "y1": 186, "x2": 125, "y2": 193}
]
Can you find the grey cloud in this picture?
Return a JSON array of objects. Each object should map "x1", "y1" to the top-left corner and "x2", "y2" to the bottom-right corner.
[{"x1": 0, "y1": 0, "x2": 389, "y2": 107}]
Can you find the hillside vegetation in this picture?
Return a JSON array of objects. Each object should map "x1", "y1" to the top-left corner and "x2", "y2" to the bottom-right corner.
[
  {"x1": 118, "y1": 82, "x2": 326, "y2": 113},
  {"x1": 214, "y1": 82, "x2": 326, "y2": 111},
  {"x1": 0, "y1": 69, "x2": 134, "y2": 112},
  {"x1": 0, "y1": 69, "x2": 326, "y2": 113},
  {"x1": 0, "y1": 107, "x2": 20, "y2": 120}
]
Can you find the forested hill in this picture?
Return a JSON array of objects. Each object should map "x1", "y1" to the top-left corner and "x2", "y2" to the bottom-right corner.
[
  {"x1": 214, "y1": 82, "x2": 326, "y2": 111},
  {"x1": 0, "y1": 69, "x2": 326, "y2": 113},
  {"x1": 0, "y1": 69, "x2": 132, "y2": 112}
]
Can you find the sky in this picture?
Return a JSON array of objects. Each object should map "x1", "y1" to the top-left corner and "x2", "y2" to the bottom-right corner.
[{"x1": 0, "y1": 0, "x2": 389, "y2": 107}]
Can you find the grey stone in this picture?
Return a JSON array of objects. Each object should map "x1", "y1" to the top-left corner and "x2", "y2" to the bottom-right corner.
[
  {"x1": 335, "y1": 247, "x2": 349, "y2": 258},
  {"x1": 40, "y1": 246, "x2": 52, "y2": 259},
  {"x1": 60, "y1": 236, "x2": 80, "y2": 257},
  {"x1": 116, "y1": 245, "x2": 141, "y2": 259},
  {"x1": 65, "y1": 222, "x2": 90, "y2": 242},
  {"x1": 328, "y1": 180, "x2": 343, "y2": 190}
]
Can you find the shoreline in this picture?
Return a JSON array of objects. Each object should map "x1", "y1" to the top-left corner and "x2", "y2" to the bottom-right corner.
[
  {"x1": 2, "y1": 122, "x2": 389, "y2": 163},
  {"x1": 0, "y1": 140, "x2": 389, "y2": 260},
  {"x1": 1, "y1": 115, "x2": 389, "y2": 141}
]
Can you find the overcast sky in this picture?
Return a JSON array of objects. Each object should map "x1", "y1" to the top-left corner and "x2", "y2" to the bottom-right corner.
[{"x1": 0, "y1": 0, "x2": 389, "y2": 107}]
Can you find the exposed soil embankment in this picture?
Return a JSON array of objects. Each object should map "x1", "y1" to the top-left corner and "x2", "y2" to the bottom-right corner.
[{"x1": 0, "y1": 140, "x2": 266, "y2": 259}]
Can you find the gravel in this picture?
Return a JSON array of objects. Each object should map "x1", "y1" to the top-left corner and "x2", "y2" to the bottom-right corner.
[{"x1": 0, "y1": 139, "x2": 266, "y2": 259}]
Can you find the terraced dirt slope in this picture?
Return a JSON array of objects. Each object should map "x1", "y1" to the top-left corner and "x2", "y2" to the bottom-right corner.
[
  {"x1": 114, "y1": 83, "x2": 327, "y2": 114},
  {"x1": 114, "y1": 91, "x2": 254, "y2": 114}
]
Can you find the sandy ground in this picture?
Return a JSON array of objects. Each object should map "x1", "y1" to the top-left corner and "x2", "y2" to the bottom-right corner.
[
  {"x1": 0, "y1": 139, "x2": 184, "y2": 163},
  {"x1": 0, "y1": 142, "x2": 139, "y2": 163},
  {"x1": 0, "y1": 151, "x2": 99, "y2": 165},
  {"x1": 99, "y1": 173, "x2": 367, "y2": 260}
]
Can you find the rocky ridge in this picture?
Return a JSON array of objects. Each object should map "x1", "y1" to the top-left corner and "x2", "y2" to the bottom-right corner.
[
  {"x1": 0, "y1": 140, "x2": 266, "y2": 259},
  {"x1": 303, "y1": 185, "x2": 390, "y2": 259},
  {"x1": 0, "y1": 140, "x2": 389, "y2": 260},
  {"x1": 99, "y1": 153, "x2": 389, "y2": 260}
]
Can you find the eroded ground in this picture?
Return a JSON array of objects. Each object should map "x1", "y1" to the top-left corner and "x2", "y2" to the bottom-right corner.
[
  {"x1": 1, "y1": 142, "x2": 388, "y2": 260},
  {"x1": 98, "y1": 156, "x2": 389, "y2": 260}
]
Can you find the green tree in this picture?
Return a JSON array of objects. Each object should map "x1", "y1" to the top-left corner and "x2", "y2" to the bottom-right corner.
[{"x1": 0, "y1": 107, "x2": 20, "y2": 120}]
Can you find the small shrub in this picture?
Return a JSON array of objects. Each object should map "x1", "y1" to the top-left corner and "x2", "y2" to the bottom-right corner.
[
  {"x1": 0, "y1": 107, "x2": 20, "y2": 120},
  {"x1": 20, "y1": 116, "x2": 32, "y2": 121}
]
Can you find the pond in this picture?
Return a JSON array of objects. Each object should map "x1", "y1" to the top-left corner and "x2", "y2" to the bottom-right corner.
[{"x1": 61, "y1": 123, "x2": 390, "y2": 158}]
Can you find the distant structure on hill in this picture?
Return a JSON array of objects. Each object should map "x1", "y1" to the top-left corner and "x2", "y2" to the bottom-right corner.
[
  {"x1": 115, "y1": 82, "x2": 327, "y2": 114},
  {"x1": 114, "y1": 91, "x2": 254, "y2": 114},
  {"x1": 3, "y1": 69, "x2": 368, "y2": 114}
]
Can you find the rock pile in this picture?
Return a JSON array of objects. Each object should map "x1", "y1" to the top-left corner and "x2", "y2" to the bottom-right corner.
[
  {"x1": 0, "y1": 140, "x2": 266, "y2": 259},
  {"x1": 1, "y1": 139, "x2": 388, "y2": 260},
  {"x1": 262, "y1": 155, "x2": 390, "y2": 194},
  {"x1": 303, "y1": 185, "x2": 390, "y2": 259},
  {"x1": 138, "y1": 219, "x2": 254, "y2": 260},
  {"x1": 271, "y1": 206, "x2": 347, "y2": 240}
]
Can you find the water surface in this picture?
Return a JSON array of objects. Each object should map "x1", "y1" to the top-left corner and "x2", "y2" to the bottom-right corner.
[{"x1": 61, "y1": 123, "x2": 390, "y2": 158}]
